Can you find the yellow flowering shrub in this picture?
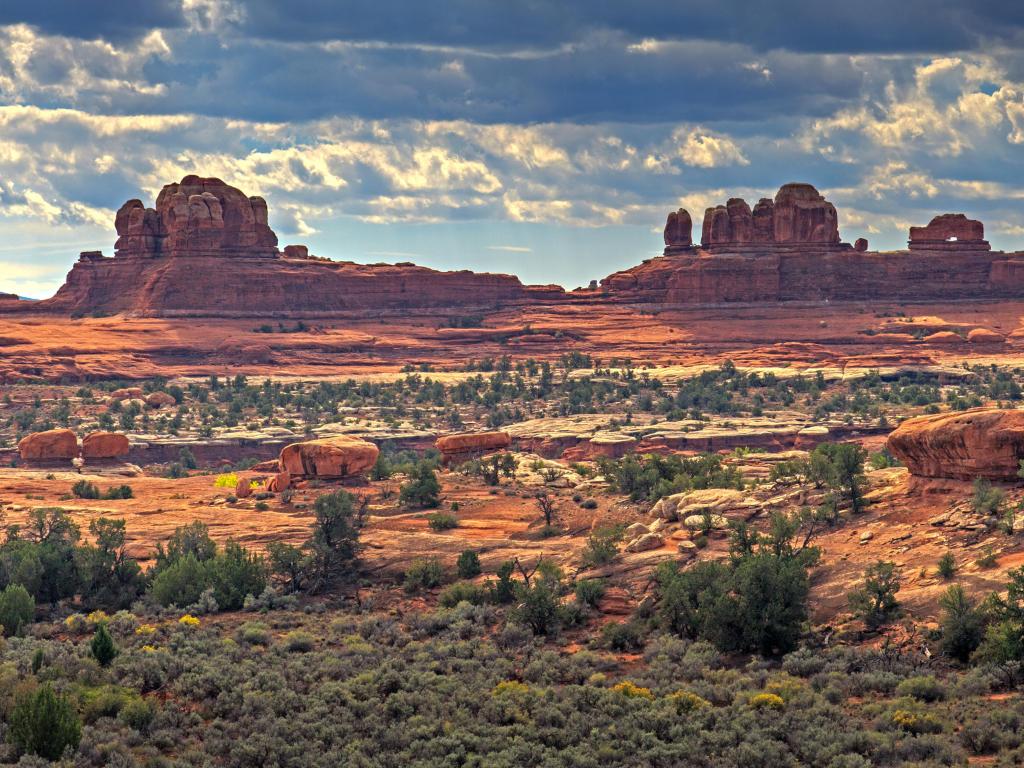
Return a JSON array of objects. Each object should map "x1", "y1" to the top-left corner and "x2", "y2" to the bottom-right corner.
[
  {"x1": 611, "y1": 681, "x2": 654, "y2": 700},
  {"x1": 748, "y1": 693, "x2": 785, "y2": 710},
  {"x1": 667, "y1": 690, "x2": 710, "y2": 711},
  {"x1": 178, "y1": 614, "x2": 200, "y2": 627}
]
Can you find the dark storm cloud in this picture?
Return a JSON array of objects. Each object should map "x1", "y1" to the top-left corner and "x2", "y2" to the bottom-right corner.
[
  {"x1": 234, "y1": 0, "x2": 1024, "y2": 54},
  {"x1": 0, "y1": 0, "x2": 184, "y2": 41}
]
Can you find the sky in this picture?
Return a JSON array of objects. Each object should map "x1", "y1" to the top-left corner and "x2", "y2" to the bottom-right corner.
[{"x1": 3, "y1": 2, "x2": 1024, "y2": 297}]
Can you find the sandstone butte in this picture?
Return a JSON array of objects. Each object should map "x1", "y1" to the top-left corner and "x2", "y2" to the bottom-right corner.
[
  {"x1": 18, "y1": 428, "x2": 79, "y2": 461},
  {"x1": 7, "y1": 176, "x2": 1024, "y2": 319},
  {"x1": 436, "y1": 431, "x2": 512, "y2": 464},
  {"x1": 278, "y1": 435, "x2": 380, "y2": 479},
  {"x1": 886, "y1": 408, "x2": 1024, "y2": 480}
]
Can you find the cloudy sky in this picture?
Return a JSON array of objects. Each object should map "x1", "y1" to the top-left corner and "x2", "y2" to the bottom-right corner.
[{"x1": 3, "y1": 1, "x2": 1024, "y2": 297}]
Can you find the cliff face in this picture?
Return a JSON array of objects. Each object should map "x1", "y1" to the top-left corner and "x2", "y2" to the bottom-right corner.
[
  {"x1": 25, "y1": 177, "x2": 1024, "y2": 316},
  {"x1": 603, "y1": 183, "x2": 1024, "y2": 305},
  {"x1": 36, "y1": 176, "x2": 562, "y2": 315}
]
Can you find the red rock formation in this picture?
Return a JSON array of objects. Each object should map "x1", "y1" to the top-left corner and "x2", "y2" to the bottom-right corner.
[
  {"x1": 854, "y1": 238, "x2": 868, "y2": 252},
  {"x1": 279, "y1": 435, "x2": 379, "y2": 479},
  {"x1": 602, "y1": 182, "x2": 1024, "y2": 306},
  {"x1": 115, "y1": 176, "x2": 277, "y2": 259},
  {"x1": 19, "y1": 428, "x2": 79, "y2": 461},
  {"x1": 436, "y1": 431, "x2": 511, "y2": 464},
  {"x1": 81, "y1": 431, "x2": 130, "y2": 459},
  {"x1": 32, "y1": 175, "x2": 564, "y2": 316},
  {"x1": 909, "y1": 214, "x2": 987, "y2": 251},
  {"x1": 663, "y1": 209, "x2": 692, "y2": 252},
  {"x1": 698, "y1": 183, "x2": 840, "y2": 250},
  {"x1": 887, "y1": 408, "x2": 1024, "y2": 480}
]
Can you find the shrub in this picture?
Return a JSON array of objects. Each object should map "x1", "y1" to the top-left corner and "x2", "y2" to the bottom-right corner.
[
  {"x1": 90, "y1": 623, "x2": 118, "y2": 667},
  {"x1": 283, "y1": 630, "x2": 315, "y2": 652},
  {"x1": 0, "y1": 583, "x2": 34, "y2": 636},
  {"x1": 580, "y1": 498, "x2": 598, "y2": 510},
  {"x1": 439, "y1": 581, "x2": 488, "y2": 607},
  {"x1": 400, "y1": 462, "x2": 441, "y2": 508},
  {"x1": 8, "y1": 684, "x2": 81, "y2": 760},
  {"x1": 848, "y1": 561, "x2": 901, "y2": 629},
  {"x1": 404, "y1": 557, "x2": 444, "y2": 592},
  {"x1": 207, "y1": 541, "x2": 268, "y2": 610},
  {"x1": 972, "y1": 478, "x2": 1005, "y2": 515},
  {"x1": 574, "y1": 578, "x2": 606, "y2": 608},
  {"x1": 237, "y1": 621, "x2": 271, "y2": 645},
  {"x1": 939, "y1": 583, "x2": 984, "y2": 663},
  {"x1": 937, "y1": 552, "x2": 957, "y2": 580},
  {"x1": 102, "y1": 484, "x2": 134, "y2": 500},
  {"x1": 71, "y1": 479, "x2": 100, "y2": 499},
  {"x1": 150, "y1": 554, "x2": 209, "y2": 607},
  {"x1": 895, "y1": 675, "x2": 946, "y2": 702},
  {"x1": 667, "y1": 690, "x2": 710, "y2": 712},
  {"x1": 601, "y1": 620, "x2": 645, "y2": 651},
  {"x1": 215, "y1": 473, "x2": 240, "y2": 488},
  {"x1": 748, "y1": 692, "x2": 786, "y2": 710},
  {"x1": 581, "y1": 525, "x2": 624, "y2": 567},
  {"x1": 611, "y1": 681, "x2": 653, "y2": 700},
  {"x1": 426, "y1": 511, "x2": 459, "y2": 531},
  {"x1": 456, "y1": 549, "x2": 481, "y2": 579},
  {"x1": 118, "y1": 697, "x2": 155, "y2": 732}
]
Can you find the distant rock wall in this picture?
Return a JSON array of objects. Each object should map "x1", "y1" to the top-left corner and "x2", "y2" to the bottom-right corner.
[
  {"x1": 601, "y1": 182, "x2": 1024, "y2": 305},
  {"x1": 33, "y1": 175, "x2": 564, "y2": 315}
]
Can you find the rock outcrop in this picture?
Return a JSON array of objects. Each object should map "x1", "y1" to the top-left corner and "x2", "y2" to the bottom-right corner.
[
  {"x1": 33, "y1": 175, "x2": 564, "y2": 316},
  {"x1": 663, "y1": 209, "x2": 693, "y2": 253},
  {"x1": 699, "y1": 183, "x2": 840, "y2": 249},
  {"x1": 436, "y1": 431, "x2": 511, "y2": 465},
  {"x1": 908, "y1": 214, "x2": 988, "y2": 251},
  {"x1": 114, "y1": 176, "x2": 278, "y2": 259},
  {"x1": 600, "y1": 182, "x2": 1024, "y2": 306},
  {"x1": 18, "y1": 428, "x2": 79, "y2": 461},
  {"x1": 279, "y1": 435, "x2": 379, "y2": 479},
  {"x1": 886, "y1": 408, "x2": 1024, "y2": 480},
  {"x1": 81, "y1": 431, "x2": 130, "y2": 459}
]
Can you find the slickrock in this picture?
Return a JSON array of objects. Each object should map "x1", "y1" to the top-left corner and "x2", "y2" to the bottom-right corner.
[
  {"x1": 18, "y1": 428, "x2": 79, "y2": 461},
  {"x1": 967, "y1": 328, "x2": 1005, "y2": 343},
  {"x1": 279, "y1": 435, "x2": 379, "y2": 479},
  {"x1": 887, "y1": 408, "x2": 1024, "y2": 480},
  {"x1": 81, "y1": 431, "x2": 130, "y2": 459}
]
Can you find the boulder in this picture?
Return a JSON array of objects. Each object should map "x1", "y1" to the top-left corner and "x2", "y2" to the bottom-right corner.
[
  {"x1": 235, "y1": 477, "x2": 253, "y2": 499},
  {"x1": 650, "y1": 488, "x2": 747, "y2": 521},
  {"x1": 922, "y1": 331, "x2": 963, "y2": 344},
  {"x1": 683, "y1": 513, "x2": 729, "y2": 530},
  {"x1": 279, "y1": 435, "x2": 379, "y2": 479},
  {"x1": 887, "y1": 408, "x2": 1024, "y2": 480},
  {"x1": 967, "y1": 328, "x2": 1004, "y2": 344},
  {"x1": 109, "y1": 387, "x2": 144, "y2": 401},
  {"x1": 81, "y1": 431, "x2": 130, "y2": 459},
  {"x1": 145, "y1": 391, "x2": 177, "y2": 408},
  {"x1": 267, "y1": 471, "x2": 291, "y2": 493},
  {"x1": 436, "y1": 431, "x2": 511, "y2": 464},
  {"x1": 624, "y1": 532, "x2": 664, "y2": 553},
  {"x1": 18, "y1": 429, "x2": 79, "y2": 461}
]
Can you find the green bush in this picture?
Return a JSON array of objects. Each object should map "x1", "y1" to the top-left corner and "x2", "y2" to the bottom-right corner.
[
  {"x1": 237, "y1": 621, "x2": 271, "y2": 646},
  {"x1": 937, "y1": 552, "x2": 957, "y2": 580},
  {"x1": 0, "y1": 583, "x2": 34, "y2": 636},
  {"x1": 71, "y1": 479, "x2": 100, "y2": 499},
  {"x1": 102, "y1": 484, "x2": 134, "y2": 500},
  {"x1": 439, "y1": 581, "x2": 488, "y2": 607},
  {"x1": 404, "y1": 557, "x2": 444, "y2": 593},
  {"x1": 400, "y1": 462, "x2": 441, "y2": 508},
  {"x1": 150, "y1": 553, "x2": 209, "y2": 607},
  {"x1": 575, "y1": 578, "x2": 606, "y2": 608},
  {"x1": 118, "y1": 697, "x2": 156, "y2": 732},
  {"x1": 90, "y1": 623, "x2": 118, "y2": 667},
  {"x1": 939, "y1": 584, "x2": 984, "y2": 663},
  {"x1": 283, "y1": 630, "x2": 315, "y2": 652},
  {"x1": 456, "y1": 549, "x2": 481, "y2": 579},
  {"x1": 8, "y1": 684, "x2": 81, "y2": 760},
  {"x1": 581, "y1": 525, "x2": 624, "y2": 567},
  {"x1": 427, "y1": 511, "x2": 459, "y2": 531},
  {"x1": 895, "y1": 675, "x2": 946, "y2": 702}
]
